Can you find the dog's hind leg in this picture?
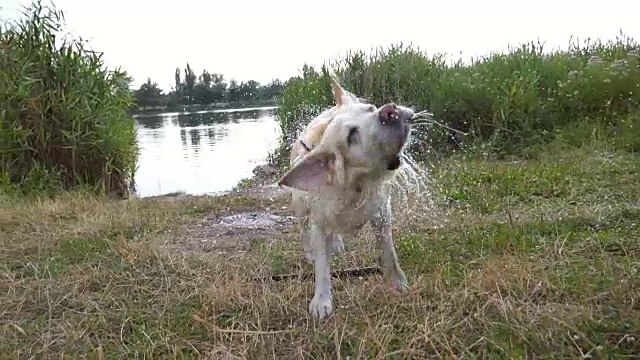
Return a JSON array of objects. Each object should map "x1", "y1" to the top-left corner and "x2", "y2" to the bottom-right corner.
[
  {"x1": 292, "y1": 192, "x2": 314, "y2": 264},
  {"x1": 332, "y1": 233, "x2": 345, "y2": 254},
  {"x1": 371, "y1": 197, "x2": 408, "y2": 292}
]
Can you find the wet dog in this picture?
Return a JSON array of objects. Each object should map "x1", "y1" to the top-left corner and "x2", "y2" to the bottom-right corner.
[{"x1": 277, "y1": 76, "x2": 415, "y2": 319}]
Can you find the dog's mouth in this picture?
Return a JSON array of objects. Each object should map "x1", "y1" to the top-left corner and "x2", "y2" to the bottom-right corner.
[
  {"x1": 386, "y1": 155, "x2": 402, "y2": 170},
  {"x1": 385, "y1": 126, "x2": 410, "y2": 171}
]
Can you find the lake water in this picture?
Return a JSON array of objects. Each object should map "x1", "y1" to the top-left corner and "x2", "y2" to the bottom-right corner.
[{"x1": 133, "y1": 106, "x2": 281, "y2": 198}]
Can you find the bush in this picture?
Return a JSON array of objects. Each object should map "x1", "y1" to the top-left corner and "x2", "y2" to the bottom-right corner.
[
  {"x1": 0, "y1": 0, "x2": 138, "y2": 197},
  {"x1": 275, "y1": 37, "x2": 640, "y2": 167}
]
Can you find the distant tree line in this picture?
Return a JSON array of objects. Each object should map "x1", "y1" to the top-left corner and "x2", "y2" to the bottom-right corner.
[{"x1": 133, "y1": 62, "x2": 284, "y2": 109}]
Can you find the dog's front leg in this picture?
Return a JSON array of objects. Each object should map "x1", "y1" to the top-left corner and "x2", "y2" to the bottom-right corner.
[
  {"x1": 308, "y1": 223, "x2": 334, "y2": 319},
  {"x1": 372, "y1": 198, "x2": 409, "y2": 291}
]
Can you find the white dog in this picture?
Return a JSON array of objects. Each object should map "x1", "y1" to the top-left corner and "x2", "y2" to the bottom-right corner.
[{"x1": 277, "y1": 76, "x2": 415, "y2": 319}]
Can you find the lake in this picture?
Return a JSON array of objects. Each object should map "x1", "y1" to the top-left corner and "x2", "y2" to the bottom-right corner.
[{"x1": 133, "y1": 106, "x2": 281, "y2": 198}]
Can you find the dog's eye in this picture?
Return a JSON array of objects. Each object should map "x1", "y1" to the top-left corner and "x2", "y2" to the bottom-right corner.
[{"x1": 347, "y1": 126, "x2": 359, "y2": 146}]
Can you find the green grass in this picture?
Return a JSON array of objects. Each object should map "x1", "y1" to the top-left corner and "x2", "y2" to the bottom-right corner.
[
  {"x1": 2, "y1": 137, "x2": 638, "y2": 358},
  {"x1": 0, "y1": 0, "x2": 137, "y2": 197},
  {"x1": 274, "y1": 35, "x2": 640, "y2": 167}
]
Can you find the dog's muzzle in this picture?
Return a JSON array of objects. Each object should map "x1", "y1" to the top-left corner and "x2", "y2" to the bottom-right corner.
[
  {"x1": 378, "y1": 103, "x2": 413, "y2": 170},
  {"x1": 379, "y1": 103, "x2": 415, "y2": 126}
]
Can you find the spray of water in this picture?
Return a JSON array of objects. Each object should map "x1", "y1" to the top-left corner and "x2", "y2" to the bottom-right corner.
[
  {"x1": 389, "y1": 144, "x2": 442, "y2": 230},
  {"x1": 387, "y1": 110, "x2": 465, "y2": 230}
]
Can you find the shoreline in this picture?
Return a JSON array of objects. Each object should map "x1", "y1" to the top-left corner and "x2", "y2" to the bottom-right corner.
[{"x1": 131, "y1": 162, "x2": 285, "y2": 202}]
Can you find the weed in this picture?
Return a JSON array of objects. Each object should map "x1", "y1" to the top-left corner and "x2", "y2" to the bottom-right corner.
[
  {"x1": 274, "y1": 38, "x2": 640, "y2": 167},
  {"x1": 0, "y1": 0, "x2": 137, "y2": 196}
]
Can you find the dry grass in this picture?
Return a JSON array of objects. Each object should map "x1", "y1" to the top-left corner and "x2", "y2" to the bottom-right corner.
[{"x1": 2, "y1": 146, "x2": 639, "y2": 359}]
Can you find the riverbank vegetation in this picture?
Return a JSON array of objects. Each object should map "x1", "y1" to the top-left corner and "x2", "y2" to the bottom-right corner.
[
  {"x1": 2, "y1": 1, "x2": 639, "y2": 358},
  {"x1": 1, "y1": 0, "x2": 137, "y2": 197},
  {"x1": 132, "y1": 72, "x2": 284, "y2": 112},
  {"x1": 274, "y1": 35, "x2": 640, "y2": 166}
]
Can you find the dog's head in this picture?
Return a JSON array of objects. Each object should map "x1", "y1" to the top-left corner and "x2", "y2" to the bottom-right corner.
[{"x1": 278, "y1": 76, "x2": 414, "y2": 193}]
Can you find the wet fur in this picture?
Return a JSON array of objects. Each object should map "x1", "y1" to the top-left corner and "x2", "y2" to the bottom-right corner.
[{"x1": 278, "y1": 76, "x2": 414, "y2": 319}]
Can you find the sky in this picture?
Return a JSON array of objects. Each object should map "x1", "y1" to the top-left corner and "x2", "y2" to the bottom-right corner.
[{"x1": 2, "y1": 0, "x2": 639, "y2": 93}]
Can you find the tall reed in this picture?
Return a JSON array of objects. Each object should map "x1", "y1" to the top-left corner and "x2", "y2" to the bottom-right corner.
[
  {"x1": 1, "y1": 0, "x2": 138, "y2": 196},
  {"x1": 275, "y1": 36, "x2": 640, "y2": 167}
]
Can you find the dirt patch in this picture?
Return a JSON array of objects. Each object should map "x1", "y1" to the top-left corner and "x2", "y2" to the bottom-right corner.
[
  {"x1": 160, "y1": 162, "x2": 294, "y2": 255},
  {"x1": 179, "y1": 210, "x2": 298, "y2": 254},
  {"x1": 169, "y1": 179, "x2": 296, "y2": 255}
]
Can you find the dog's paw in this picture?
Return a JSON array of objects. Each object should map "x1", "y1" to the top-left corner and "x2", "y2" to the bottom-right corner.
[
  {"x1": 308, "y1": 295, "x2": 333, "y2": 319},
  {"x1": 391, "y1": 271, "x2": 409, "y2": 292}
]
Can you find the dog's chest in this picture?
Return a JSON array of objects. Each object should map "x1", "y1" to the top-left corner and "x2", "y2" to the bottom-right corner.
[{"x1": 313, "y1": 194, "x2": 384, "y2": 233}]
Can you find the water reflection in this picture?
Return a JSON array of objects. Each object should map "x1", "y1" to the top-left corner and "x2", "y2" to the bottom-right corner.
[
  {"x1": 189, "y1": 128, "x2": 201, "y2": 147},
  {"x1": 134, "y1": 106, "x2": 280, "y2": 197},
  {"x1": 137, "y1": 114, "x2": 164, "y2": 129}
]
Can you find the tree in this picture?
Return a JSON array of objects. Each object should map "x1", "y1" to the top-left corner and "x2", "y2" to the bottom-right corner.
[
  {"x1": 210, "y1": 73, "x2": 227, "y2": 102},
  {"x1": 183, "y1": 63, "x2": 196, "y2": 103},
  {"x1": 133, "y1": 64, "x2": 287, "y2": 109},
  {"x1": 260, "y1": 78, "x2": 284, "y2": 100},
  {"x1": 194, "y1": 70, "x2": 212, "y2": 104},
  {"x1": 239, "y1": 80, "x2": 260, "y2": 101},
  {"x1": 174, "y1": 67, "x2": 182, "y2": 94},
  {"x1": 227, "y1": 79, "x2": 240, "y2": 102},
  {"x1": 134, "y1": 78, "x2": 164, "y2": 108}
]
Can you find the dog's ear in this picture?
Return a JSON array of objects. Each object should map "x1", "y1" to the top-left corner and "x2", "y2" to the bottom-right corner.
[
  {"x1": 329, "y1": 74, "x2": 351, "y2": 107},
  {"x1": 277, "y1": 150, "x2": 338, "y2": 191}
]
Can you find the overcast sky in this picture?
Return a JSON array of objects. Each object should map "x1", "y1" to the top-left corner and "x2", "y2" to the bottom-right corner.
[{"x1": 2, "y1": 0, "x2": 639, "y2": 92}]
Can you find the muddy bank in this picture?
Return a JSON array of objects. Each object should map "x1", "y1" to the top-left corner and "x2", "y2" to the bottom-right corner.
[
  {"x1": 161, "y1": 163, "x2": 296, "y2": 255},
  {"x1": 179, "y1": 210, "x2": 297, "y2": 254}
]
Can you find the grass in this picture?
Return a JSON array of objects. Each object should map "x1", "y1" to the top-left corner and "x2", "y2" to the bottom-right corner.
[
  {"x1": 274, "y1": 35, "x2": 640, "y2": 167},
  {"x1": 1, "y1": 0, "x2": 137, "y2": 197},
  {"x1": 3, "y1": 138, "x2": 639, "y2": 358}
]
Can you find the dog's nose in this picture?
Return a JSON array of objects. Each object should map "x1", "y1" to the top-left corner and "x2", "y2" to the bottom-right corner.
[
  {"x1": 403, "y1": 108, "x2": 415, "y2": 123},
  {"x1": 379, "y1": 103, "x2": 415, "y2": 125},
  {"x1": 379, "y1": 103, "x2": 398, "y2": 125}
]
